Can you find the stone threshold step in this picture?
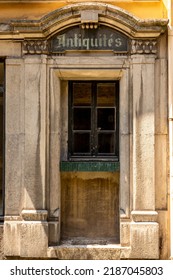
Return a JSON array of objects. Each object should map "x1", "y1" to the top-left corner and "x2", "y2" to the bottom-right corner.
[{"x1": 47, "y1": 245, "x2": 131, "y2": 260}]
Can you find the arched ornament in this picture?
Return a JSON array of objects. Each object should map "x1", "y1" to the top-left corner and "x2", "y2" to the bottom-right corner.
[{"x1": 8, "y1": 3, "x2": 167, "y2": 55}]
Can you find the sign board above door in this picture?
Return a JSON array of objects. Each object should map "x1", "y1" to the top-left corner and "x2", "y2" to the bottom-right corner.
[{"x1": 50, "y1": 26, "x2": 129, "y2": 53}]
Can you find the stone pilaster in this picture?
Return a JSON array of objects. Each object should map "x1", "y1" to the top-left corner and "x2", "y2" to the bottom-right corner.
[
  {"x1": 48, "y1": 67, "x2": 61, "y2": 245},
  {"x1": 4, "y1": 58, "x2": 24, "y2": 257},
  {"x1": 5, "y1": 58, "x2": 24, "y2": 216},
  {"x1": 132, "y1": 55, "x2": 155, "y2": 211},
  {"x1": 23, "y1": 55, "x2": 47, "y2": 210},
  {"x1": 119, "y1": 68, "x2": 131, "y2": 247},
  {"x1": 4, "y1": 55, "x2": 48, "y2": 258},
  {"x1": 21, "y1": 55, "x2": 48, "y2": 257},
  {"x1": 130, "y1": 55, "x2": 159, "y2": 259},
  {"x1": 119, "y1": 68, "x2": 130, "y2": 219},
  {"x1": 168, "y1": 27, "x2": 173, "y2": 259}
]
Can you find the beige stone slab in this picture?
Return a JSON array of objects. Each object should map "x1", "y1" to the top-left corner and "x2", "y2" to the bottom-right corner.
[
  {"x1": 0, "y1": 41, "x2": 21, "y2": 57},
  {"x1": 5, "y1": 60, "x2": 25, "y2": 215},
  {"x1": 47, "y1": 245, "x2": 126, "y2": 260},
  {"x1": 50, "y1": 56, "x2": 127, "y2": 67},
  {"x1": 57, "y1": 69, "x2": 123, "y2": 80},
  {"x1": 60, "y1": 80, "x2": 68, "y2": 161},
  {"x1": 130, "y1": 222, "x2": 159, "y2": 259},
  {"x1": 133, "y1": 62, "x2": 155, "y2": 135},
  {"x1": 20, "y1": 221, "x2": 48, "y2": 258},
  {"x1": 157, "y1": 210, "x2": 170, "y2": 260},
  {"x1": 24, "y1": 135, "x2": 45, "y2": 209},
  {"x1": 120, "y1": 247, "x2": 131, "y2": 259},
  {"x1": 132, "y1": 57, "x2": 155, "y2": 210},
  {"x1": 155, "y1": 134, "x2": 168, "y2": 210},
  {"x1": 24, "y1": 57, "x2": 47, "y2": 209},
  {"x1": 21, "y1": 210, "x2": 48, "y2": 221},
  {"x1": 48, "y1": 221, "x2": 60, "y2": 246},
  {"x1": 155, "y1": 59, "x2": 168, "y2": 134},
  {"x1": 168, "y1": 30, "x2": 173, "y2": 119},
  {"x1": 24, "y1": 64, "x2": 42, "y2": 134},
  {"x1": 129, "y1": 65, "x2": 133, "y2": 135},
  {"x1": 49, "y1": 133, "x2": 61, "y2": 214},
  {"x1": 129, "y1": 133, "x2": 133, "y2": 212},
  {"x1": 0, "y1": 225, "x2": 4, "y2": 260},
  {"x1": 168, "y1": 28, "x2": 173, "y2": 260},
  {"x1": 4, "y1": 221, "x2": 20, "y2": 257},
  {"x1": 133, "y1": 133, "x2": 155, "y2": 210},
  {"x1": 120, "y1": 134, "x2": 130, "y2": 218},
  {"x1": 50, "y1": 70, "x2": 61, "y2": 133},
  {"x1": 4, "y1": 216, "x2": 22, "y2": 222},
  {"x1": 120, "y1": 222, "x2": 130, "y2": 246},
  {"x1": 120, "y1": 69, "x2": 130, "y2": 135},
  {"x1": 131, "y1": 211, "x2": 158, "y2": 222},
  {"x1": 5, "y1": 135, "x2": 23, "y2": 215},
  {"x1": 158, "y1": 33, "x2": 167, "y2": 59},
  {"x1": 6, "y1": 60, "x2": 24, "y2": 134},
  {"x1": 131, "y1": 55, "x2": 155, "y2": 65},
  {"x1": 49, "y1": 71, "x2": 61, "y2": 216}
]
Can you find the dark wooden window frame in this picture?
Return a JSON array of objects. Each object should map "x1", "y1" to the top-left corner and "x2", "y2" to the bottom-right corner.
[{"x1": 68, "y1": 80, "x2": 119, "y2": 161}]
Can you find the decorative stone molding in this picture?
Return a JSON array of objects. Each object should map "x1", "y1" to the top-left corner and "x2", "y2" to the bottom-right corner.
[
  {"x1": 131, "y1": 39, "x2": 157, "y2": 54},
  {"x1": 4, "y1": 216, "x2": 22, "y2": 221},
  {"x1": 21, "y1": 210, "x2": 48, "y2": 221},
  {"x1": 22, "y1": 38, "x2": 158, "y2": 55},
  {"x1": 23, "y1": 40, "x2": 48, "y2": 54},
  {"x1": 15, "y1": 3, "x2": 167, "y2": 55},
  {"x1": 81, "y1": 23, "x2": 99, "y2": 29},
  {"x1": 81, "y1": 10, "x2": 99, "y2": 29},
  {"x1": 0, "y1": 3, "x2": 168, "y2": 39},
  {"x1": 131, "y1": 211, "x2": 158, "y2": 222}
]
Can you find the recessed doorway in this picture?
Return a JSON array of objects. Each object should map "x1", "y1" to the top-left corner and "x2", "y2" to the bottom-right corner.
[{"x1": 61, "y1": 81, "x2": 120, "y2": 245}]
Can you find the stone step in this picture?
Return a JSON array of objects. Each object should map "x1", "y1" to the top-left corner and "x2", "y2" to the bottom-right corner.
[{"x1": 47, "y1": 244, "x2": 131, "y2": 260}]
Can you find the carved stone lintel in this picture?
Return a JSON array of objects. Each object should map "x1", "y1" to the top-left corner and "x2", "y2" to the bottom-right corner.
[
  {"x1": 131, "y1": 39, "x2": 157, "y2": 55},
  {"x1": 23, "y1": 40, "x2": 48, "y2": 55}
]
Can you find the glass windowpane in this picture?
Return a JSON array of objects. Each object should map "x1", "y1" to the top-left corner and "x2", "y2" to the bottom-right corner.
[
  {"x1": 97, "y1": 83, "x2": 115, "y2": 106},
  {"x1": 98, "y1": 133, "x2": 115, "y2": 154},
  {"x1": 73, "y1": 108, "x2": 91, "y2": 130},
  {"x1": 97, "y1": 108, "x2": 115, "y2": 130},
  {"x1": 74, "y1": 133, "x2": 90, "y2": 153},
  {"x1": 73, "y1": 83, "x2": 92, "y2": 106}
]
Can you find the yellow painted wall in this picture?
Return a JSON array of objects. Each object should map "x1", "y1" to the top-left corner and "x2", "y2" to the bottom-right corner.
[{"x1": 0, "y1": 1, "x2": 168, "y2": 21}]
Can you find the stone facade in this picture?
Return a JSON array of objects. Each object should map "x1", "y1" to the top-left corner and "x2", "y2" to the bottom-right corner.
[{"x1": 0, "y1": 1, "x2": 171, "y2": 259}]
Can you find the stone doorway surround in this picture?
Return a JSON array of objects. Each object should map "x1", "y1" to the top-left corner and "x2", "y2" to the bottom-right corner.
[{"x1": 1, "y1": 3, "x2": 168, "y2": 259}]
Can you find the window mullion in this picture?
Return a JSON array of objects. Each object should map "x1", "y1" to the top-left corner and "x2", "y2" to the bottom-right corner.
[{"x1": 92, "y1": 82, "x2": 97, "y2": 157}]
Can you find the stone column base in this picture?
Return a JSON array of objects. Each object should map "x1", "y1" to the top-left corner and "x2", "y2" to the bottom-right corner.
[
  {"x1": 130, "y1": 222, "x2": 159, "y2": 259},
  {"x1": 4, "y1": 218, "x2": 21, "y2": 257},
  {"x1": 4, "y1": 210, "x2": 48, "y2": 258}
]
